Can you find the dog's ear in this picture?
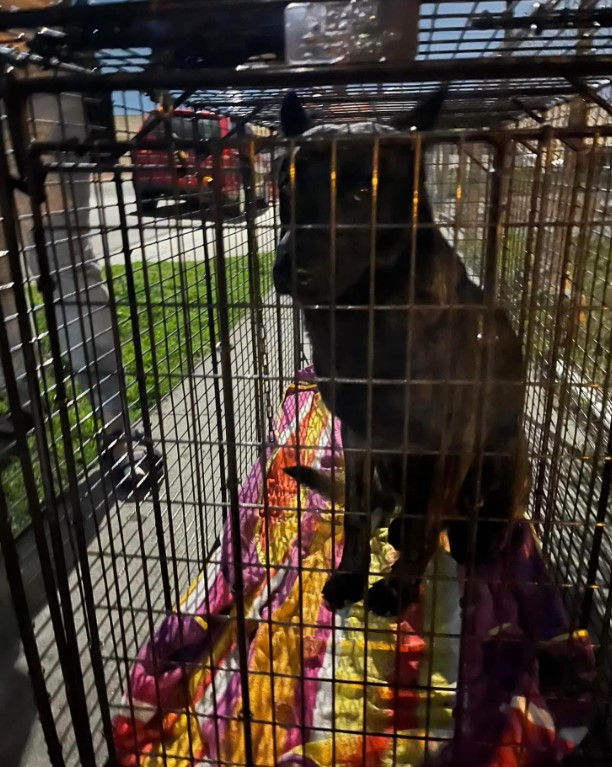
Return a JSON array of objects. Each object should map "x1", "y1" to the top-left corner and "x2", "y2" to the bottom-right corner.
[
  {"x1": 280, "y1": 91, "x2": 311, "y2": 137},
  {"x1": 392, "y1": 83, "x2": 448, "y2": 132}
]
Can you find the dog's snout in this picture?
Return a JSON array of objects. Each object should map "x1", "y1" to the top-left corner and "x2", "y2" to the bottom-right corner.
[
  {"x1": 276, "y1": 231, "x2": 290, "y2": 260},
  {"x1": 273, "y1": 233, "x2": 292, "y2": 295},
  {"x1": 273, "y1": 257, "x2": 291, "y2": 294}
]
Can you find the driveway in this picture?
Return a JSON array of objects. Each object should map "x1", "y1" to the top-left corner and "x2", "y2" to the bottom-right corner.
[{"x1": 88, "y1": 179, "x2": 277, "y2": 266}]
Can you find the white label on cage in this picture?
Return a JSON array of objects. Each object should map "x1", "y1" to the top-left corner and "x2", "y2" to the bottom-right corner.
[{"x1": 284, "y1": 1, "x2": 419, "y2": 65}]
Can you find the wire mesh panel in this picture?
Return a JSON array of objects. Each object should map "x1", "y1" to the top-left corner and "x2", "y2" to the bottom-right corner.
[
  {"x1": 2, "y1": 88, "x2": 611, "y2": 765},
  {"x1": 431, "y1": 128, "x2": 612, "y2": 710},
  {"x1": 0, "y1": 4, "x2": 611, "y2": 765},
  {"x1": 0, "y1": 84, "x2": 299, "y2": 764}
]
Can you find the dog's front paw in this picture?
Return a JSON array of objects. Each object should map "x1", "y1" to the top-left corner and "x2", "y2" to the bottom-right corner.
[
  {"x1": 367, "y1": 577, "x2": 421, "y2": 617},
  {"x1": 322, "y1": 572, "x2": 366, "y2": 611},
  {"x1": 387, "y1": 517, "x2": 403, "y2": 550},
  {"x1": 387, "y1": 516, "x2": 426, "y2": 554}
]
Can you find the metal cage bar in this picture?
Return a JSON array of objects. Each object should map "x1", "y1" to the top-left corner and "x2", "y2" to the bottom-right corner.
[{"x1": 1, "y1": 9, "x2": 612, "y2": 765}]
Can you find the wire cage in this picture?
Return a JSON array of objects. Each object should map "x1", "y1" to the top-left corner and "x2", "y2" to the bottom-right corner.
[{"x1": 0, "y1": 2, "x2": 612, "y2": 767}]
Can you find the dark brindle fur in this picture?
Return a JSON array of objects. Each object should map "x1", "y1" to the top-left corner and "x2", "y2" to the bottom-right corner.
[{"x1": 274, "y1": 89, "x2": 530, "y2": 616}]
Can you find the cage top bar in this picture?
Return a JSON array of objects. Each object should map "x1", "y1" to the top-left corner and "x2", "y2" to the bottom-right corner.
[
  {"x1": 180, "y1": 79, "x2": 597, "y2": 129},
  {"x1": 0, "y1": 0, "x2": 611, "y2": 129},
  {"x1": 7, "y1": 55, "x2": 612, "y2": 91},
  {"x1": 6, "y1": 56, "x2": 612, "y2": 131},
  {"x1": 1, "y1": 0, "x2": 612, "y2": 69}
]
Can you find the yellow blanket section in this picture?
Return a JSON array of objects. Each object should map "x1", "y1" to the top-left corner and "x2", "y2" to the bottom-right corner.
[{"x1": 137, "y1": 382, "x2": 459, "y2": 766}]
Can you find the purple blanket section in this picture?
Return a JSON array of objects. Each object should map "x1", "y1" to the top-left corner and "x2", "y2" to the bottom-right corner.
[{"x1": 438, "y1": 520, "x2": 595, "y2": 766}]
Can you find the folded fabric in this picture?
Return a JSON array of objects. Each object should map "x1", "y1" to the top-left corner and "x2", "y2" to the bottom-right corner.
[{"x1": 112, "y1": 365, "x2": 594, "y2": 767}]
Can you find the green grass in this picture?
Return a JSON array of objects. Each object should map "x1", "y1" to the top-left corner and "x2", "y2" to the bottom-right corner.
[
  {"x1": 500, "y1": 226, "x2": 612, "y2": 386},
  {"x1": 2, "y1": 252, "x2": 273, "y2": 534},
  {"x1": 447, "y1": 214, "x2": 612, "y2": 397}
]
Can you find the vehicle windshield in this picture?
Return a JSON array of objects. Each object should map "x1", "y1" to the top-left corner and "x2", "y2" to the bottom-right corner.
[
  {"x1": 143, "y1": 114, "x2": 221, "y2": 140},
  {"x1": 197, "y1": 119, "x2": 222, "y2": 139}
]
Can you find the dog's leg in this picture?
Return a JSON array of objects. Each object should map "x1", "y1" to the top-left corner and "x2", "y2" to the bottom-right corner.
[
  {"x1": 369, "y1": 455, "x2": 435, "y2": 616},
  {"x1": 369, "y1": 514, "x2": 427, "y2": 616},
  {"x1": 284, "y1": 464, "x2": 395, "y2": 517},
  {"x1": 322, "y1": 428, "x2": 371, "y2": 610},
  {"x1": 447, "y1": 435, "x2": 529, "y2": 566},
  {"x1": 369, "y1": 452, "x2": 472, "y2": 617},
  {"x1": 283, "y1": 464, "x2": 346, "y2": 506},
  {"x1": 386, "y1": 455, "x2": 436, "y2": 551}
]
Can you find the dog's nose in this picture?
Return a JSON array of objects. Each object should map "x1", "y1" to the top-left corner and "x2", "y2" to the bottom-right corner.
[{"x1": 273, "y1": 233, "x2": 292, "y2": 295}]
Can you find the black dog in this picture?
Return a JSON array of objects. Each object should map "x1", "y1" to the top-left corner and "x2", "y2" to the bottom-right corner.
[{"x1": 274, "y1": 89, "x2": 530, "y2": 616}]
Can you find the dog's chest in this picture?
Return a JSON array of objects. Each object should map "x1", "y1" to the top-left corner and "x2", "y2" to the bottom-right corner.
[{"x1": 304, "y1": 306, "x2": 474, "y2": 446}]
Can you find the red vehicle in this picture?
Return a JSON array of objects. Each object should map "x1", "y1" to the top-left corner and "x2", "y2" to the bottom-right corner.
[{"x1": 131, "y1": 109, "x2": 270, "y2": 215}]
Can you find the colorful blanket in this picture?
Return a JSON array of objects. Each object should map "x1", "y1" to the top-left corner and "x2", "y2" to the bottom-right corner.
[{"x1": 112, "y1": 366, "x2": 595, "y2": 767}]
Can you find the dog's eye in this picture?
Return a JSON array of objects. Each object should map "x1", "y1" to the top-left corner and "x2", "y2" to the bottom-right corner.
[
  {"x1": 353, "y1": 185, "x2": 371, "y2": 203},
  {"x1": 342, "y1": 165, "x2": 372, "y2": 201}
]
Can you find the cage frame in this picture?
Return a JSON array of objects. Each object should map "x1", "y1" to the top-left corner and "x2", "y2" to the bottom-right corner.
[{"x1": 1, "y1": 2, "x2": 612, "y2": 767}]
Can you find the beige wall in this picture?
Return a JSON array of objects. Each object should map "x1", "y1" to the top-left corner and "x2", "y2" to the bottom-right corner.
[{"x1": 114, "y1": 113, "x2": 146, "y2": 141}]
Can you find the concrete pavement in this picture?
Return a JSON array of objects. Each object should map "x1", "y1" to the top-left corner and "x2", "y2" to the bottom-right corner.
[
  {"x1": 0, "y1": 193, "x2": 290, "y2": 766},
  {"x1": 88, "y1": 180, "x2": 277, "y2": 266}
]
